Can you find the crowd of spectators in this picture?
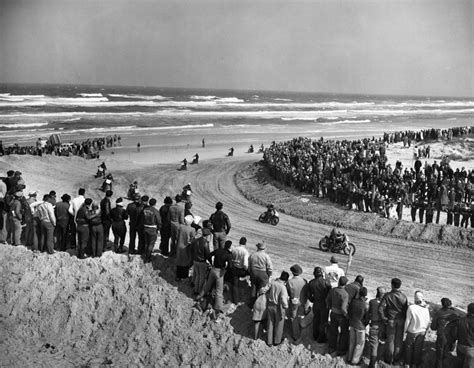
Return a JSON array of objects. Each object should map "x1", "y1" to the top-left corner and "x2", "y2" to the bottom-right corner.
[
  {"x1": 264, "y1": 126, "x2": 474, "y2": 227},
  {"x1": 0, "y1": 134, "x2": 121, "y2": 158}
]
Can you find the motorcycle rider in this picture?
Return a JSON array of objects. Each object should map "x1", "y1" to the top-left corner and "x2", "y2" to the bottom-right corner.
[
  {"x1": 330, "y1": 227, "x2": 347, "y2": 248},
  {"x1": 264, "y1": 204, "x2": 276, "y2": 221}
]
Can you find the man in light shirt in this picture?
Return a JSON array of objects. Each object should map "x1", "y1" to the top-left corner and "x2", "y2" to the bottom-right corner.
[
  {"x1": 404, "y1": 290, "x2": 431, "y2": 367},
  {"x1": 267, "y1": 271, "x2": 289, "y2": 346},
  {"x1": 229, "y1": 236, "x2": 250, "y2": 304},
  {"x1": 69, "y1": 188, "x2": 85, "y2": 248},
  {"x1": 248, "y1": 242, "x2": 273, "y2": 306},
  {"x1": 324, "y1": 256, "x2": 345, "y2": 288},
  {"x1": 37, "y1": 194, "x2": 56, "y2": 254},
  {"x1": 0, "y1": 177, "x2": 7, "y2": 244}
]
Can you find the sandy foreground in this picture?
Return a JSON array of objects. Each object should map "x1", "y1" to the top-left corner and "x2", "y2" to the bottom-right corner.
[{"x1": 0, "y1": 134, "x2": 473, "y2": 367}]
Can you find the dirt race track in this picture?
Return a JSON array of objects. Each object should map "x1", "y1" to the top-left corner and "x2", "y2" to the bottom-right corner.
[{"x1": 130, "y1": 155, "x2": 473, "y2": 309}]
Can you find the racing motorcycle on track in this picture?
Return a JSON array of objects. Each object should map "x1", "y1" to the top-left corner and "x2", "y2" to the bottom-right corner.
[
  {"x1": 258, "y1": 205, "x2": 279, "y2": 226},
  {"x1": 319, "y1": 230, "x2": 356, "y2": 256}
]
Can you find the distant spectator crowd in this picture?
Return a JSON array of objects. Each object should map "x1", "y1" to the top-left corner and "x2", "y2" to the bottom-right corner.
[
  {"x1": 264, "y1": 126, "x2": 474, "y2": 227},
  {"x1": 0, "y1": 134, "x2": 121, "y2": 158}
]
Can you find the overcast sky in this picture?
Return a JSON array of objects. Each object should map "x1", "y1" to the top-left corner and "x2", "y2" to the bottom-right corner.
[{"x1": 0, "y1": 0, "x2": 472, "y2": 97}]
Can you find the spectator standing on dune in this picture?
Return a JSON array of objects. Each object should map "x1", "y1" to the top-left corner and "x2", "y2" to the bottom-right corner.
[
  {"x1": 209, "y1": 201, "x2": 231, "y2": 249},
  {"x1": 379, "y1": 277, "x2": 408, "y2": 365},
  {"x1": 306, "y1": 266, "x2": 332, "y2": 343},
  {"x1": 110, "y1": 197, "x2": 128, "y2": 253},
  {"x1": 159, "y1": 196, "x2": 173, "y2": 256},
  {"x1": 168, "y1": 194, "x2": 185, "y2": 257}
]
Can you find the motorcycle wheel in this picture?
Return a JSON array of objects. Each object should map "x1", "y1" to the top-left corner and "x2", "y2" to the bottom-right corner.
[
  {"x1": 319, "y1": 237, "x2": 330, "y2": 252},
  {"x1": 258, "y1": 213, "x2": 266, "y2": 223},
  {"x1": 343, "y1": 242, "x2": 356, "y2": 256},
  {"x1": 270, "y1": 216, "x2": 279, "y2": 226}
]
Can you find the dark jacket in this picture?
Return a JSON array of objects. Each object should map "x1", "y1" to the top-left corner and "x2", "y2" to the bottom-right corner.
[
  {"x1": 348, "y1": 297, "x2": 369, "y2": 330},
  {"x1": 326, "y1": 286, "x2": 349, "y2": 317},
  {"x1": 378, "y1": 289, "x2": 408, "y2": 322},
  {"x1": 457, "y1": 314, "x2": 474, "y2": 347},
  {"x1": 55, "y1": 201, "x2": 70, "y2": 224},
  {"x1": 306, "y1": 275, "x2": 332, "y2": 307},
  {"x1": 209, "y1": 247, "x2": 232, "y2": 269},
  {"x1": 210, "y1": 209, "x2": 231, "y2": 233},
  {"x1": 345, "y1": 281, "x2": 362, "y2": 303},
  {"x1": 368, "y1": 298, "x2": 383, "y2": 325},
  {"x1": 431, "y1": 306, "x2": 460, "y2": 336},
  {"x1": 100, "y1": 197, "x2": 112, "y2": 223},
  {"x1": 192, "y1": 236, "x2": 211, "y2": 262},
  {"x1": 159, "y1": 204, "x2": 171, "y2": 230},
  {"x1": 110, "y1": 206, "x2": 128, "y2": 223},
  {"x1": 140, "y1": 206, "x2": 161, "y2": 230},
  {"x1": 127, "y1": 202, "x2": 144, "y2": 227}
]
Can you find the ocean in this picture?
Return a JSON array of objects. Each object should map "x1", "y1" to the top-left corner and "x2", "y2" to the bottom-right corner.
[{"x1": 0, "y1": 83, "x2": 473, "y2": 145}]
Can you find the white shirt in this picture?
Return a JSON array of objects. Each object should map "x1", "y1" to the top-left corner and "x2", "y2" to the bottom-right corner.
[
  {"x1": 231, "y1": 245, "x2": 249, "y2": 270},
  {"x1": 405, "y1": 303, "x2": 430, "y2": 334},
  {"x1": 324, "y1": 263, "x2": 345, "y2": 288},
  {"x1": 69, "y1": 195, "x2": 85, "y2": 220}
]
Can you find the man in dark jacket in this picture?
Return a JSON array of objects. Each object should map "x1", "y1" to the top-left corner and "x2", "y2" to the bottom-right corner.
[
  {"x1": 140, "y1": 198, "x2": 161, "y2": 263},
  {"x1": 368, "y1": 287, "x2": 386, "y2": 368},
  {"x1": 345, "y1": 275, "x2": 364, "y2": 304},
  {"x1": 378, "y1": 277, "x2": 408, "y2": 365},
  {"x1": 100, "y1": 190, "x2": 113, "y2": 250},
  {"x1": 305, "y1": 266, "x2": 331, "y2": 343},
  {"x1": 347, "y1": 286, "x2": 369, "y2": 365},
  {"x1": 88, "y1": 201, "x2": 103, "y2": 257},
  {"x1": 167, "y1": 194, "x2": 185, "y2": 257},
  {"x1": 75, "y1": 198, "x2": 92, "y2": 259},
  {"x1": 209, "y1": 201, "x2": 231, "y2": 249},
  {"x1": 326, "y1": 276, "x2": 349, "y2": 355},
  {"x1": 159, "y1": 196, "x2": 172, "y2": 256},
  {"x1": 110, "y1": 197, "x2": 128, "y2": 253},
  {"x1": 54, "y1": 194, "x2": 71, "y2": 251},
  {"x1": 126, "y1": 193, "x2": 142, "y2": 254},
  {"x1": 136, "y1": 195, "x2": 149, "y2": 255},
  {"x1": 457, "y1": 303, "x2": 474, "y2": 368},
  {"x1": 431, "y1": 297, "x2": 461, "y2": 368}
]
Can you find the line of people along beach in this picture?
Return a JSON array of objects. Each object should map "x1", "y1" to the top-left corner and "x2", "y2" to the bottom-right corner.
[
  {"x1": 0, "y1": 134, "x2": 121, "y2": 158},
  {"x1": 0, "y1": 154, "x2": 472, "y2": 366},
  {"x1": 264, "y1": 126, "x2": 474, "y2": 227}
]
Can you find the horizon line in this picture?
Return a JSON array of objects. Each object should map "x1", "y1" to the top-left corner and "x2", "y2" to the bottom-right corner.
[{"x1": 0, "y1": 81, "x2": 472, "y2": 100}]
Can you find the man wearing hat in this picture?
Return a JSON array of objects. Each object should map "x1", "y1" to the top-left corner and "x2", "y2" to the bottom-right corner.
[
  {"x1": 24, "y1": 191, "x2": 39, "y2": 249},
  {"x1": 248, "y1": 242, "x2": 273, "y2": 306},
  {"x1": 267, "y1": 271, "x2": 290, "y2": 346},
  {"x1": 55, "y1": 194, "x2": 71, "y2": 251},
  {"x1": 287, "y1": 264, "x2": 307, "y2": 341},
  {"x1": 190, "y1": 222, "x2": 212, "y2": 295},
  {"x1": 8, "y1": 191, "x2": 24, "y2": 246},
  {"x1": 110, "y1": 197, "x2": 128, "y2": 253},
  {"x1": 305, "y1": 266, "x2": 332, "y2": 343},
  {"x1": 167, "y1": 194, "x2": 185, "y2": 257},
  {"x1": 324, "y1": 255, "x2": 345, "y2": 288},
  {"x1": 100, "y1": 190, "x2": 114, "y2": 251},
  {"x1": 175, "y1": 214, "x2": 196, "y2": 280}
]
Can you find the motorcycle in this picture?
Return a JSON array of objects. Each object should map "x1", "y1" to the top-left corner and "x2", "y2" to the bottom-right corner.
[
  {"x1": 179, "y1": 158, "x2": 188, "y2": 171},
  {"x1": 258, "y1": 210, "x2": 279, "y2": 226},
  {"x1": 319, "y1": 235, "x2": 356, "y2": 256},
  {"x1": 228, "y1": 147, "x2": 234, "y2": 157},
  {"x1": 101, "y1": 175, "x2": 113, "y2": 192}
]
